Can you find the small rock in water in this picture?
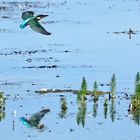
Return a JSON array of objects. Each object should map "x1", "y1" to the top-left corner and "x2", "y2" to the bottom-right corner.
[{"x1": 70, "y1": 128, "x2": 74, "y2": 132}]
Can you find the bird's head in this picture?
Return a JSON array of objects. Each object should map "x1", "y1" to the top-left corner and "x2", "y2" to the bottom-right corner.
[{"x1": 36, "y1": 14, "x2": 48, "y2": 20}]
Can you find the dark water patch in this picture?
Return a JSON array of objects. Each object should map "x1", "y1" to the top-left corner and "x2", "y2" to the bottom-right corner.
[
  {"x1": 22, "y1": 64, "x2": 93, "y2": 69},
  {"x1": 0, "y1": 81, "x2": 21, "y2": 86},
  {"x1": 99, "y1": 83, "x2": 110, "y2": 86},
  {"x1": 70, "y1": 65, "x2": 93, "y2": 68},
  {"x1": 54, "y1": 50, "x2": 71, "y2": 53},
  {"x1": 0, "y1": 6, "x2": 8, "y2": 10},
  {"x1": 0, "y1": 47, "x2": 77, "y2": 56},
  {"x1": 22, "y1": 65, "x2": 58, "y2": 69},
  {"x1": 0, "y1": 49, "x2": 47, "y2": 56},
  {"x1": 42, "y1": 20, "x2": 59, "y2": 25},
  {"x1": 1, "y1": 15, "x2": 10, "y2": 19},
  {"x1": 0, "y1": 1, "x2": 44, "y2": 10},
  {"x1": 0, "y1": 1, "x2": 49, "y2": 21},
  {"x1": 0, "y1": 1, "x2": 67, "y2": 12},
  {"x1": 107, "y1": 28, "x2": 140, "y2": 39}
]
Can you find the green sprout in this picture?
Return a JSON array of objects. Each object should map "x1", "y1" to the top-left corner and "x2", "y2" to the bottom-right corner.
[
  {"x1": 110, "y1": 74, "x2": 116, "y2": 98},
  {"x1": 78, "y1": 77, "x2": 87, "y2": 102}
]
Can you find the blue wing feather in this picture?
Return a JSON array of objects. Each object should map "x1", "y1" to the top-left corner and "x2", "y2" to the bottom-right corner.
[{"x1": 20, "y1": 17, "x2": 35, "y2": 29}]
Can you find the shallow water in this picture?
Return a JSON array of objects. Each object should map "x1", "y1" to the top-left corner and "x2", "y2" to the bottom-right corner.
[{"x1": 0, "y1": 0, "x2": 140, "y2": 139}]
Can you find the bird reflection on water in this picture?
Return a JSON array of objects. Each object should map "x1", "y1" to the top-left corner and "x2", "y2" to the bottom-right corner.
[{"x1": 20, "y1": 108, "x2": 50, "y2": 129}]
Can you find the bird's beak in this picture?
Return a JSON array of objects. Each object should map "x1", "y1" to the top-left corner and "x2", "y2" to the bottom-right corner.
[
  {"x1": 43, "y1": 15, "x2": 48, "y2": 17},
  {"x1": 46, "y1": 109, "x2": 50, "y2": 113}
]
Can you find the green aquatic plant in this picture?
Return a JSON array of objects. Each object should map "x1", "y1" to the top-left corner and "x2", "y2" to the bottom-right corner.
[
  {"x1": 77, "y1": 91, "x2": 82, "y2": 102},
  {"x1": 0, "y1": 92, "x2": 4, "y2": 100},
  {"x1": 0, "y1": 92, "x2": 6, "y2": 121},
  {"x1": 0, "y1": 111, "x2": 5, "y2": 121},
  {"x1": 110, "y1": 74, "x2": 116, "y2": 98},
  {"x1": 135, "y1": 72, "x2": 140, "y2": 92},
  {"x1": 131, "y1": 73, "x2": 140, "y2": 111},
  {"x1": 135, "y1": 72, "x2": 140, "y2": 100},
  {"x1": 93, "y1": 81, "x2": 98, "y2": 101},
  {"x1": 59, "y1": 97, "x2": 67, "y2": 118},
  {"x1": 135, "y1": 83, "x2": 140, "y2": 102},
  {"x1": 130, "y1": 73, "x2": 140, "y2": 124},
  {"x1": 131, "y1": 106, "x2": 140, "y2": 125},
  {"x1": 78, "y1": 77, "x2": 87, "y2": 102}
]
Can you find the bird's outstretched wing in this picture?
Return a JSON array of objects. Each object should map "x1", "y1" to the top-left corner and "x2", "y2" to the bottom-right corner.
[
  {"x1": 29, "y1": 109, "x2": 50, "y2": 126},
  {"x1": 20, "y1": 17, "x2": 35, "y2": 29},
  {"x1": 29, "y1": 19, "x2": 51, "y2": 35},
  {"x1": 22, "y1": 11, "x2": 34, "y2": 20}
]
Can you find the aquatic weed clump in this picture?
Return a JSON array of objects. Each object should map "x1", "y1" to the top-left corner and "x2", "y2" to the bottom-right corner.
[
  {"x1": 131, "y1": 72, "x2": 140, "y2": 110},
  {"x1": 110, "y1": 74, "x2": 116, "y2": 98},
  {"x1": 0, "y1": 92, "x2": 6, "y2": 121},
  {"x1": 60, "y1": 97, "x2": 67, "y2": 111},
  {"x1": 59, "y1": 97, "x2": 67, "y2": 118}
]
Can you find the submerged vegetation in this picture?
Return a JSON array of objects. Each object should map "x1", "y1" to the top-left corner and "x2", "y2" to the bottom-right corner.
[
  {"x1": 59, "y1": 96, "x2": 67, "y2": 118},
  {"x1": 34, "y1": 73, "x2": 140, "y2": 125},
  {"x1": 103, "y1": 98, "x2": 108, "y2": 119},
  {"x1": 110, "y1": 99, "x2": 115, "y2": 122},
  {"x1": 131, "y1": 72, "x2": 140, "y2": 110},
  {"x1": 0, "y1": 92, "x2": 6, "y2": 121},
  {"x1": 76, "y1": 100, "x2": 86, "y2": 127},
  {"x1": 130, "y1": 72, "x2": 140, "y2": 125}
]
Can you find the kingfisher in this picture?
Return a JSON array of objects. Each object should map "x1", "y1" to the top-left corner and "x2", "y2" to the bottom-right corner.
[
  {"x1": 20, "y1": 11, "x2": 51, "y2": 35},
  {"x1": 20, "y1": 108, "x2": 50, "y2": 129}
]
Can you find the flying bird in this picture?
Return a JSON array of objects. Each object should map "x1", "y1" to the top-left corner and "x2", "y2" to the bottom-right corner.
[
  {"x1": 20, "y1": 108, "x2": 50, "y2": 129},
  {"x1": 20, "y1": 11, "x2": 51, "y2": 35}
]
